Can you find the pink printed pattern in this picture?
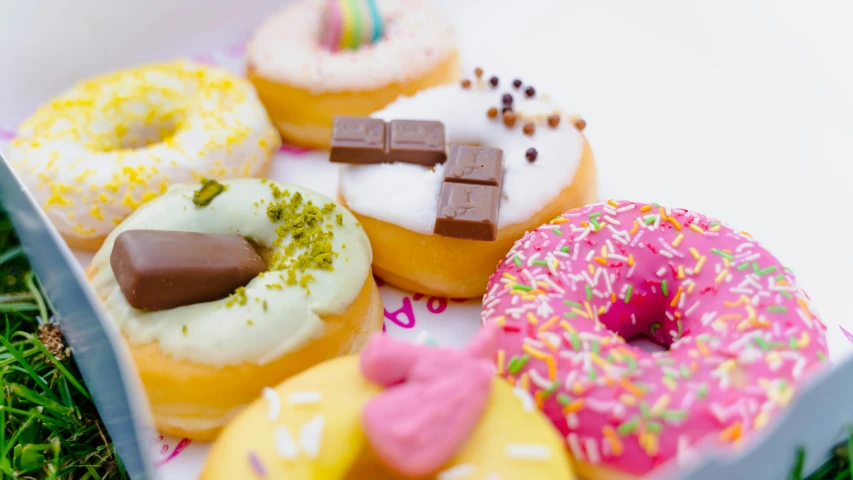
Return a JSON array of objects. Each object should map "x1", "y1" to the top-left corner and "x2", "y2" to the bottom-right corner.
[
  {"x1": 151, "y1": 436, "x2": 192, "y2": 468},
  {"x1": 483, "y1": 200, "x2": 829, "y2": 476}
]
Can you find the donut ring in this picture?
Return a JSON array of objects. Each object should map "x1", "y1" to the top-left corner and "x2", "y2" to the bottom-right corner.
[
  {"x1": 482, "y1": 200, "x2": 829, "y2": 478},
  {"x1": 247, "y1": 0, "x2": 460, "y2": 148},
  {"x1": 339, "y1": 75, "x2": 597, "y2": 298},
  {"x1": 87, "y1": 179, "x2": 383, "y2": 440},
  {"x1": 9, "y1": 61, "x2": 280, "y2": 250}
]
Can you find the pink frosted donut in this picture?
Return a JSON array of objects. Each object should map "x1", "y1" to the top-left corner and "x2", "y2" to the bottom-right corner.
[{"x1": 481, "y1": 200, "x2": 829, "y2": 478}]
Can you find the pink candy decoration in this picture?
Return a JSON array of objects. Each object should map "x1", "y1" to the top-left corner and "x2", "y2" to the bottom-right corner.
[{"x1": 360, "y1": 327, "x2": 498, "y2": 477}]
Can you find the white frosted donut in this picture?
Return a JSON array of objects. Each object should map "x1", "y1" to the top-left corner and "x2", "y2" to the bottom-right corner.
[
  {"x1": 8, "y1": 61, "x2": 280, "y2": 250},
  {"x1": 247, "y1": 0, "x2": 457, "y2": 94},
  {"x1": 87, "y1": 179, "x2": 383, "y2": 439},
  {"x1": 337, "y1": 74, "x2": 596, "y2": 298},
  {"x1": 339, "y1": 82, "x2": 586, "y2": 234}
]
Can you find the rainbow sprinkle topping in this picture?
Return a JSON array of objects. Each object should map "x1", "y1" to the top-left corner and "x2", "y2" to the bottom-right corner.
[{"x1": 321, "y1": 0, "x2": 384, "y2": 52}]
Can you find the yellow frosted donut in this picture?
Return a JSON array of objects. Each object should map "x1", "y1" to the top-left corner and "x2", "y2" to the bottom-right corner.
[
  {"x1": 8, "y1": 61, "x2": 280, "y2": 251},
  {"x1": 201, "y1": 332, "x2": 575, "y2": 479},
  {"x1": 87, "y1": 179, "x2": 383, "y2": 440},
  {"x1": 246, "y1": 0, "x2": 460, "y2": 149}
]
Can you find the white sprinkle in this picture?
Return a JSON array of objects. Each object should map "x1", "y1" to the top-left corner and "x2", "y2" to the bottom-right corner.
[
  {"x1": 566, "y1": 413, "x2": 580, "y2": 429},
  {"x1": 656, "y1": 267, "x2": 667, "y2": 277},
  {"x1": 527, "y1": 252, "x2": 541, "y2": 266},
  {"x1": 513, "y1": 386, "x2": 536, "y2": 412},
  {"x1": 585, "y1": 437, "x2": 602, "y2": 464},
  {"x1": 603, "y1": 206, "x2": 617, "y2": 215},
  {"x1": 575, "y1": 227, "x2": 592, "y2": 242},
  {"x1": 274, "y1": 425, "x2": 299, "y2": 459},
  {"x1": 585, "y1": 250, "x2": 595, "y2": 262},
  {"x1": 617, "y1": 203, "x2": 636, "y2": 212},
  {"x1": 627, "y1": 265, "x2": 636, "y2": 278},
  {"x1": 298, "y1": 414, "x2": 325, "y2": 459},
  {"x1": 659, "y1": 249, "x2": 674, "y2": 259},
  {"x1": 437, "y1": 464, "x2": 476, "y2": 480},
  {"x1": 262, "y1": 387, "x2": 280, "y2": 421},
  {"x1": 685, "y1": 301, "x2": 701, "y2": 317},
  {"x1": 603, "y1": 215, "x2": 621, "y2": 225},
  {"x1": 743, "y1": 253, "x2": 761, "y2": 262},
  {"x1": 792, "y1": 356, "x2": 807, "y2": 379},
  {"x1": 506, "y1": 443, "x2": 551, "y2": 460},
  {"x1": 289, "y1": 391, "x2": 322, "y2": 405},
  {"x1": 567, "y1": 434, "x2": 584, "y2": 461}
]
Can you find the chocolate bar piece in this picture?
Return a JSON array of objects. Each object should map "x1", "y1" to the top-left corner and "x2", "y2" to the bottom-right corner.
[
  {"x1": 330, "y1": 116, "x2": 447, "y2": 166},
  {"x1": 433, "y1": 183, "x2": 500, "y2": 241},
  {"x1": 387, "y1": 120, "x2": 446, "y2": 166},
  {"x1": 110, "y1": 230, "x2": 266, "y2": 311},
  {"x1": 443, "y1": 145, "x2": 503, "y2": 186},
  {"x1": 330, "y1": 116, "x2": 387, "y2": 165}
]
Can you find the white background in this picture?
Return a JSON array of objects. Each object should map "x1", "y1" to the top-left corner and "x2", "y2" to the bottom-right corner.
[{"x1": 2, "y1": 0, "x2": 853, "y2": 477}]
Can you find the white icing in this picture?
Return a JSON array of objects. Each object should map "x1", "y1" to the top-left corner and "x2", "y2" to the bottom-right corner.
[
  {"x1": 339, "y1": 83, "x2": 585, "y2": 234},
  {"x1": 89, "y1": 179, "x2": 372, "y2": 367},
  {"x1": 246, "y1": 0, "x2": 456, "y2": 93},
  {"x1": 8, "y1": 61, "x2": 279, "y2": 240}
]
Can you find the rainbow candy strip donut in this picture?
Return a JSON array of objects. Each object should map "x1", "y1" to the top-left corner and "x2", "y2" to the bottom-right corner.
[
  {"x1": 321, "y1": 0, "x2": 384, "y2": 51},
  {"x1": 483, "y1": 200, "x2": 829, "y2": 478}
]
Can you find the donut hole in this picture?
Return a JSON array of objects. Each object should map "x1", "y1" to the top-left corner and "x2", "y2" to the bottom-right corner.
[
  {"x1": 93, "y1": 98, "x2": 186, "y2": 151},
  {"x1": 245, "y1": 236, "x2": 275, "y2": 269},
  {"x1": 623, "y1": 333, "x2": 670, "y2": 353},
  {"x1": 111, "y1": 115, "x2": 181, "y2": 151}
]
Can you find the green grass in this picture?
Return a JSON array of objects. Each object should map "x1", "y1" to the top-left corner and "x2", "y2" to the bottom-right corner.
[
  {"x1": 0, "y1": 205, "x2": 125, "y2": 479},
  {"x1": 794, "y1": 426, "x2": 853, "y2": 480}
]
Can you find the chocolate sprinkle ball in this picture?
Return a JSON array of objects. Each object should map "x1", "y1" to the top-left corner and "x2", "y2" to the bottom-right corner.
[
  {"x1": 461, "y1": 79, "x2": 471, "y2": 88},
  {"x1": 487, "y1": 107, "x2": 498, "y2": 118},
  {"x1": 503, "y1": 111, "x2": 517, "y2": 128},
  {"x1": 502, "y1": 93, "x2": 513, "y2": 106},
  {"x1": 489, "y1": 76, "x2": 499, "y2": 87},
  {"x1": 525, "y1": 148, "x2": 538, "y2": 162},
  {"x1": 574, "y1": 118, "x2": 587, "y2": 131},
  {"x1": 525, "y1": 86, "x2": 536, "y2": 98},
  {"x1": 512, "y1": 79, "x2": 522, "y2": 89},
  {"x1": 547, "y1": 115, "x2": 561, "y2": 128},
  {"x1": 474, "y1": 67, "x2": 484, "y2": 78},
  {"x1": 523, "y1": 123, "x2": 535, "y2": 135}
]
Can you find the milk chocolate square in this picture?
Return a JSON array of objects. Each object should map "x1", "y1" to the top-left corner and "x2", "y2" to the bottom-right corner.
[
  {"x1": 387, "y1": 120, "x2": 447, "y2": 166},
  {"x1": 433, "y1": 183, "x2": 500, "y2": 241},
  {"x1": 444, "y1": 145, "x2": 503, "y2": 186},
  {"x1": 110, "y1": 230, "x2": 266, "y2": 311},
  {"x1": 330, "y1": 116, "x2": 388, "y2": 164}
]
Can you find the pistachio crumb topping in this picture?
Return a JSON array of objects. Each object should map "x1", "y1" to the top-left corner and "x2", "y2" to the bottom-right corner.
[{"x1": 193, "y1": 178, "x2": 227, "y2": 206}]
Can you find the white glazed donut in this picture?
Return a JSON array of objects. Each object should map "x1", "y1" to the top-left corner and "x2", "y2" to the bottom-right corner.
[
  {"x1": 86, "y1": 179, "x2": 384, "y2": 440},
  {"x1": 246, "y1": 0, "x2": 460, "y2": 148},
  {"x1": 8, "y1": 61, "x2": 280, "y2": 250},
  {"x1": 338, "y1": 73, "x2": 598, "y2": 298}
]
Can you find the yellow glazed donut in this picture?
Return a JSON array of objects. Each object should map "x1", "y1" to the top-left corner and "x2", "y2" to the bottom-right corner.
[
  {"x1": 338, "y1": 72, "x2": 597, "y2": 298},
  {"x1": 201, "y1": 328, "x2": 575, "y2": 479},
  {"x1": 86, "y1": 179, "x2": 383, "y2": 440},
  {"x1": 246, "y1": 0, "x2": 460, "y2": 149},
  {"x1": 8, "y1": 61, "x2": 280, "y2": 251}
]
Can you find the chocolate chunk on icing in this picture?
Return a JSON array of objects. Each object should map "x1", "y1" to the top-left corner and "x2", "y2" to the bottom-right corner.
[
  {"x1": 330, "y1": 116, "x2": 388, "y2": 165},
  {"x1": 433, "y1": 183, "x2": 500, "y2": 241},
  {"x1": 444, "y1": 145, "x2": 503, "y2": 186},
  {"x1": 387, "y1": 120, "x2": 446, "y2": 166},
  {"x1": 330, "y1": 116, "x2": 447, "y2": 166},
  {"x1": 110, "y1": 230, "x2": 266, "y2": 311}
]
